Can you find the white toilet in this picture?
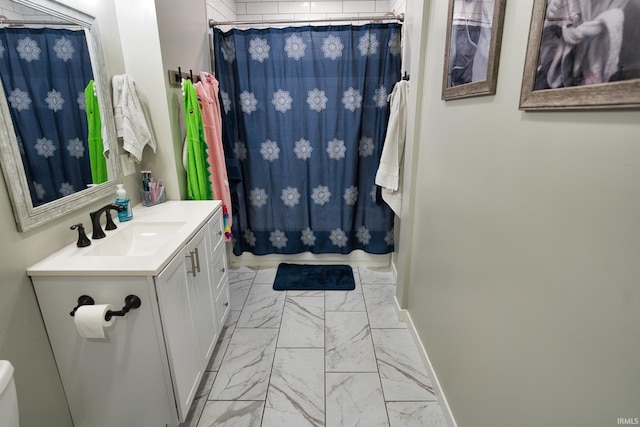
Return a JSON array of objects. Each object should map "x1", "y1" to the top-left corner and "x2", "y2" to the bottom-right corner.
[{"x1": 0, "y1": 361, "x2": 19, "y2": 427}]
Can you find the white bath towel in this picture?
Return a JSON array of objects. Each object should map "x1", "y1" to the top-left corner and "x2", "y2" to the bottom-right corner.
[
  {"x1": 112, "y1": 74, "x2": 156, "y2": 163},
  {"x1": 375, "y1": 80, "x2": 409, "y2": 216}
]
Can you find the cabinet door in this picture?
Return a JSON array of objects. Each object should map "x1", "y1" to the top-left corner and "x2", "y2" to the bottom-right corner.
[
  {"x1": 155, "y1": 246, "x2": 202, "y2": 422},
  {"x1": 187, "y1": 227, "x2": 219, "y2": 363}
]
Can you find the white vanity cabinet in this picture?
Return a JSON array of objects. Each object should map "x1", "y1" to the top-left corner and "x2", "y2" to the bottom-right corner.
[{"x1": 27, "y1": 201, "x2": 229, "y2": 427}]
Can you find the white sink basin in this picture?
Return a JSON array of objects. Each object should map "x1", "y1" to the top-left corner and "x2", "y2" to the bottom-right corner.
[
  {"x1": 27, "y1": 201, "x2": 221, "y2": 276},
  {"x1": 84, "y1": 222, "x2": 186, "y2": 257}
]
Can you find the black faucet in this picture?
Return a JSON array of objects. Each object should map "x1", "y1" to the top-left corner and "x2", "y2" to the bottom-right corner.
[
  {"x1": 90, "y1": 204, "x2": 126, "y2": 239},
  {"x1": 70, "y1": 223, "x2": 91, "y2": 247}
]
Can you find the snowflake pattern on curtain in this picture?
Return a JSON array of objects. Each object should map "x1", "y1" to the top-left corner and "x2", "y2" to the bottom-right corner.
[
  {"x1": 307, "y1": 88, "x2": 328, "y2": 112},
  {"x1": 45, "y1": 89, "x2": 65, "y2": 112},
  {"x1": 53, "y1": 36, "x2": 75, "y2": 61},
  {"x1": 8, "y1": 88, "x2": 31, "y2": 111},
  {"x1": 284, "y1": 34, "x2": 306, "y2": 60},
  {"x1": 321, "y1": 35, "x2": 344, "y2": 60},
  {"x1": 214, "y1": 23, "x2": 402, "y2": 255},
  {"x1": 16, "y1": 36, "x2": 40, "y2": 61}
]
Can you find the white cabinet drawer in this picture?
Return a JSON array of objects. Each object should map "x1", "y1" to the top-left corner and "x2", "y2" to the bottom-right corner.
[
  {"x1": 207, "y1": 208, "x2": 224, "y2": 260},
  {"x1": 215, "y1": 280, "x2": 230, "y2": 327},
  {"x1": 210, "y1": 244, "x2": 228, "y2": 295}
]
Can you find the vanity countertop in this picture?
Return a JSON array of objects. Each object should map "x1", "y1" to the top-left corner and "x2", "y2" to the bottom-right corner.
[{"x1": 27, "y1": 200, "x2": 221, "y2": 277}]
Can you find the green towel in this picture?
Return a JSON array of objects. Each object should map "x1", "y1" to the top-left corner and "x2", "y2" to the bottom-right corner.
[
  {"x1": 183, "y1": 79, "x2": 213, "y2": 200},
  {"x1": 85, "y1": 80, "x2": 108, "y2": 184}
]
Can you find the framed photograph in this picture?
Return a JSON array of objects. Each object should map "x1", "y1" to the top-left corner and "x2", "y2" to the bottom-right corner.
[
  {"x1": 442, "y1": 0, "x2": 507, "y2": 100},
  {"x1": 520, "y1": 0, "x2": 640, "y2": 111}
]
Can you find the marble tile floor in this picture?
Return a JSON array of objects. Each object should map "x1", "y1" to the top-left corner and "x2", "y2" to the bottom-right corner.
[{"x1": 180, "y1": 266, "x2": 447, "y2": 427}]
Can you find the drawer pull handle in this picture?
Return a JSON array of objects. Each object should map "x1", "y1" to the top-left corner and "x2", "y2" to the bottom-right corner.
[
  {"x1": 217, "y1": 230, "x2": 223, "y2": 236},
  {"x1": 193, "y1": 247, "x2": 201, "y2": 273},
  {"x1": 186, "y1": 253, "x2": 197, "y2": 277},
  {"x1": 220, "y1": 267, "x2": 225, "y2": 273}
]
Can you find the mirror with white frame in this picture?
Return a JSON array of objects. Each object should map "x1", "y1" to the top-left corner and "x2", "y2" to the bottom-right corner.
[{"x1": 0, "y1": 0, "x2": 122, "y2": 232}]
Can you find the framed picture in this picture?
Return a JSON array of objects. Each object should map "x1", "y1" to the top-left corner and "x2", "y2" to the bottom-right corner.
[
  {"x1": 442, "y1": 0, "x2": 507, "y2": 100},
  {"x1": 520, "y1": 0, "x2": 640, "y2": 111}
]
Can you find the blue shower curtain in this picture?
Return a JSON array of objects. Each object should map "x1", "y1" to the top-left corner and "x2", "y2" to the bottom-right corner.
[
  {"x1": 0, "y1": 28, "x2": 94, "y2": 207},
  {"x1": 214, "y1": 23, "x2": 402, "y2": 255}
]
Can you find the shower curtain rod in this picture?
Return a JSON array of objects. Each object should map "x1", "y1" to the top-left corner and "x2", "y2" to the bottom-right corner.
[
  {"x1": 0, "y1": 17, "x2": 81, "y2": 27},
  {"x1": 209, "y1": 13, "x2": 404, "y2": 28}
]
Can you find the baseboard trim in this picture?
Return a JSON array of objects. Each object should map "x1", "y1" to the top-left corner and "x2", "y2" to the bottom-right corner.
[
  {"x1": 228, "y1": 250, "x2": 391, "y2": 268},
  {"x1": 394, "y1": 297, "x2": 458, "y2": 427},
  {"x1": 390, "y1": 258, "x2": 398, "y2": 282}
]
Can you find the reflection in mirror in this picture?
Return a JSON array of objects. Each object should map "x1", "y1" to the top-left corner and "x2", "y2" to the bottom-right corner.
[
  {"x1": 0, "y1": 0, "x2": 122, "y2": 231},
  {"x1": 0, "y1": 27, "x2": 106, "y2": 206}
]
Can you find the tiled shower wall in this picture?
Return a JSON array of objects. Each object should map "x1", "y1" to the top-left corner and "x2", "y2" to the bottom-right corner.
[
  {"x1": 390, "y1": 0, "x2": 406, "y2": 16},
  {"x1": 234, "y1": 0, "x2": 391, "y2": 22},
  {"x1": 207, "y1": 0, "x2": 236, "y2": 22},
  {"x1": 206, "y1": 0, "x2": 406, "y2": 25},
  {"x1": 0, "y1": 0, "x2": 56, "y2": 21}
]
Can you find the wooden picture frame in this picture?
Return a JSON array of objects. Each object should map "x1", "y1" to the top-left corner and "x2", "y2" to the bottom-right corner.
[
  {"x1": 442, "y1": 0, "x2": 507, "y2": 101},
  {"x1": 520, "y1": 0, "x2": 640, "y2": 111}
]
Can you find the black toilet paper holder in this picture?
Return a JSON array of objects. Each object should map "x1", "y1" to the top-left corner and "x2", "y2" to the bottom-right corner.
[{"x1": 70, "y1": 294, "x2": 142, "y2": 321}]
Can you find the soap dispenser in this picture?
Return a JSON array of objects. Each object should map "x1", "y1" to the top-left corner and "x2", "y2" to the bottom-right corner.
[{"x1": 115, "y1": 184, "x2": 133, "y2": 222}]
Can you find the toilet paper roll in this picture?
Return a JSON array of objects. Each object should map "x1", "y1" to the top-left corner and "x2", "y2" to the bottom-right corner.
[{"x1": 74, "y1": 304, "x2": 114, "y2": 339}]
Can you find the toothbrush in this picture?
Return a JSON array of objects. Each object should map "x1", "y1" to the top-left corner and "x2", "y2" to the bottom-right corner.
[
  {"x1": 157, "y1": 179, "x2": 164, "y2": 202},
  {"x1": 150, "y1": 178, "x2": 156, "y2": 204}
]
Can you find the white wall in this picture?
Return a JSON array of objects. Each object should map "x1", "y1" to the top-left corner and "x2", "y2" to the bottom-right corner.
[
  {"x1": 114, "y1": 0, "x2": 184, "y2": 200},
  {"x1": 393, "y1": 0, "x2": 424, "y2": 308},
  {"x1": 112, "y1": 0, "x2": 211, "y2": 201},
  {"x1": 155, "y1": 0, "x2": 212, "y2": 198},
  {"x1": 403, "y1": 0, "x2": 640, "y2": 426},
  {"x1": 0, "y1": 1, "x2": 128, "y2": 426}
]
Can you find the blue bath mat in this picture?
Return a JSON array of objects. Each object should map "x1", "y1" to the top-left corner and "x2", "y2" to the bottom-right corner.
[{"x1": 273, "y1": 263, "x2": 355, "y2": 291}]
